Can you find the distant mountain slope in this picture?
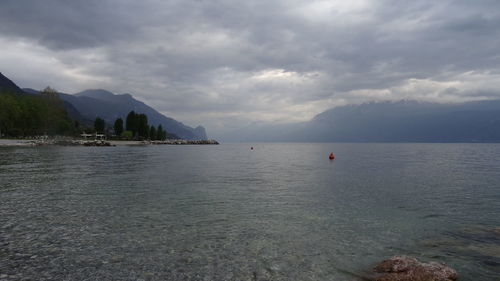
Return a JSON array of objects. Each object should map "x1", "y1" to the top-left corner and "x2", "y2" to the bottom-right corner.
[
  {"x1": 69, "y1": 89, "x2": 207, "y2": 140},
  {"x1": 229, "y1": 100, "x2": 500, "y2": 142},
  {"x1": 22, "y1": 88, "x2": 207, "y2": 139},
  {"x1": 0, "y1": 72, "x2": 24, "y2": 94},
  {"x1": 305, "y1": 100, "x2": 500, "y2": 142},
  {"x1": 3, "y1": 73, "x2": 206, "y2": 139}
]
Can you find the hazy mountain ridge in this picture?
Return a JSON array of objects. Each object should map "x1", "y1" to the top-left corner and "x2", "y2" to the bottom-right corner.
[
  {"x1": 22, "y1": 87, "x2": 207, "y2": 140},
  {"x1": 305, "y1": 100, "x2": 500, "y2": 142},
  {"x1": 227, "y1": 100, "x2": 500, "y2": 142},
  {"x1": 5, "y1": 71, "x2": 500, "y2": 142},
  {"x1": 72, "y1": 89, "x2": 207, "y2": 140}
]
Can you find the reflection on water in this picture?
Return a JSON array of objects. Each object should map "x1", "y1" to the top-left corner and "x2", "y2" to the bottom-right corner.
[{"x1": 0, "y1": 143, "x2": 499, "y2": 280}]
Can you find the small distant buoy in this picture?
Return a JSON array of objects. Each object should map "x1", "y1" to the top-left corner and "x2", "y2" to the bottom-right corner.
[
  {"x1": 329, "y1": 152, "x2": 335, "y2": 160},
  {"x1": 251, "y1": 146, "x2": 254, "y2": 150}
]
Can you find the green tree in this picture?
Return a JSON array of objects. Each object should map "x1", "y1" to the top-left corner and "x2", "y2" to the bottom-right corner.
[
  {"x1": 157, "y1": 124, "x2": 168, "y2": 141},
  {"x1": 114, "y1": 118, "x2": 123, "y2": 136},
  {"x1": 126, "y1": 111, "x2": 138, "y2": 138},
  {"x1": 149, "y1": 125, "x2": 156, "y2": 140},
  {"x1": 94, "y1": 117, "x2": 105, "y2": 133},
  {"x1": 40, "y1": 86, "x2": 59, "y2": 100},
  {"x1": 0, "y1": 93, "x2": 20, "y2": 137},
  {"x1": 120, "y1": 130, "x2": 133, "y2": 140},
  {"x1": 40, "y1": 86, "x2": 70, "y2": 135},
  {"x1": 157, "y1": 125, "x2": 163, "y2": 141},
  {"x1": 0, "y1": 88, "x2": 74, "y2": 137},
  {"x1": 137, "y1": 114, "x2": 149, "y2": 138}
]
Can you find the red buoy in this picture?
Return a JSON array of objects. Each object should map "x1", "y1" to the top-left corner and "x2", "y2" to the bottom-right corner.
[{"x1": 329, "y1": 152, "x2": 335, "y2": 160}]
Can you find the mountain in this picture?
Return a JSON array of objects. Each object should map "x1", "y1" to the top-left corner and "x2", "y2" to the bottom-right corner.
[
  {"x1": 0, "y1": 72, "x2": 24, "y2": 94},
  {"x1": 3, "y1": 73, "x2": 206, "y2": 139},
  {"x1": 306, "y1": 100, "x2": 500, "y2": 142},
  {"x1": 228, "y1": 100, "x2": 500, "y2": 142},
  {"x1": 65, "y1": 89, "x2": 207, "y2": 140},
  {"x1": 22, "y1": 87, "x2": 207, "y2": 139}
]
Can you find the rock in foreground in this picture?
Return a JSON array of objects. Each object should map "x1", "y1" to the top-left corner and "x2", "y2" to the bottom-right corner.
[{"x1": 372, "y1": 256, "x2": 458, "y2": 281}]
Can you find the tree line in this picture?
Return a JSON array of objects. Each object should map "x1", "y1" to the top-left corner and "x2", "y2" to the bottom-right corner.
[
  {"x1": 0, "y1": 87, "x2": 173, "y2": 140},
  {"x1": 94, "y1": 111, "x2": 171, "y2": 140},
  {"x1": 0, "y1": 86, "x2": 174, "y2": 140},
  {"x1": 0, "y1": 87, "x2": 76, "y2": 137}
]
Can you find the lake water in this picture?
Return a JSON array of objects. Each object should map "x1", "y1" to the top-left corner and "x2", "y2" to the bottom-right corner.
[{"x1": 0, "y1": 143, "x2": 499, "y2": 280}]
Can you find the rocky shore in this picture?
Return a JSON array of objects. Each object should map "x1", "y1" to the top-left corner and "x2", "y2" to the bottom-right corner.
[
  {"x1": 0, "y1": 138, "x2": 219, "y2": 147},
  {"x1": 371, "y1": 256, "x2": 458, "y2": 281},
  {"x1": 150, "y1": 139, "x2": 219, "y2": 145}
]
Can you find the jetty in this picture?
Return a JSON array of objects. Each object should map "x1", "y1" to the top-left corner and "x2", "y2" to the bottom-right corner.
[
  {"x1": 150, "y1": 139, "x2": 219, "y2": 145},
  {"x1": 0, "y1": 137, "x2": 219, "y2": 147}
]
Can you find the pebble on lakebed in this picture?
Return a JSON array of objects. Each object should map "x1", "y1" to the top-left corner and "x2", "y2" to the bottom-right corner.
[{"x1": 371, "y1": 256, "x2": 458, "y2": 281}]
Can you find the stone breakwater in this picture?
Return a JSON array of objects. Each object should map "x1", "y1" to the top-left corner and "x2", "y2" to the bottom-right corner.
[
  {"x1": 59, "y1": 139, "x2": 220, "y2": 146},
  {"x1": 29, "y1": 139, "x2": 113, "y2": 146},
  {"x1": 0, "y1": 138, "x2": 220, "y2": 147},
  {"x1": 150, "y1": 139, "x2": 219, "y2": 145}
]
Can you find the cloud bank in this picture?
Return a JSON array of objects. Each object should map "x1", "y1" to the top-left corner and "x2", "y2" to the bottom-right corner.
[{"x1": 1, "y1": 0, "x2": 500, "y2": 137}]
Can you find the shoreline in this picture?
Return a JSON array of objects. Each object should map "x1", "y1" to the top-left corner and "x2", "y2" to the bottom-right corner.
[{"x1": 0, "y1": 138, "x2": 219, "y2": 147}]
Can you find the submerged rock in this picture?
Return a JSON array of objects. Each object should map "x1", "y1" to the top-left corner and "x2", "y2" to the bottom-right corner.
[{"x1": 372, "y1": 256, "x2": 458, "y2": 281}]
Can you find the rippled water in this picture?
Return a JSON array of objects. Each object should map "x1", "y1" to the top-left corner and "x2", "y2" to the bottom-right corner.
[{"x1": 0, "y1": 143, "x2": 499, "y2": 280}]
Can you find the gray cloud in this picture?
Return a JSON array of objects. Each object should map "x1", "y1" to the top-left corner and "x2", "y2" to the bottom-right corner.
[{"x1": 1, "y1": 0, "x2": 500, "y2": 137}]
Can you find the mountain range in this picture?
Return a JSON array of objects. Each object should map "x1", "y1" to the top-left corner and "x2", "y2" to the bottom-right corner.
[
  {"x1": 3, "y1": 71, "x2": 500, "y2": 142},
  {"x1": 223, "y1": 100, "x2": 500, "y2": 142},
  {"x1": 0, "y1": 72, "x2": 207, "y2": 140}
]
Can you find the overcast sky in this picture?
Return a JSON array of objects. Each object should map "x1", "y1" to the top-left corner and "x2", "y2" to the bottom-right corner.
[{"x1": 1, "y1": 0, "x2": 500, "y2": 137}]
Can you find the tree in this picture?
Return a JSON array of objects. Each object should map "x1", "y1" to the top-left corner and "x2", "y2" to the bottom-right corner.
[
  {"x1": 94, "y1": 117, "x2": 105, "y2": 133},
  {"x1": 137, "y1": 114, "x2": 149, "y2": 138},
  {"x1": 156, "y1": 124, "x2": 168, "y2": 140},
  {"x1": 40, "y1": 86, "x2": 59, "y2": 100},
  {"x1": 120, "y1": 130, "x2": 133, "y2": 140},
  {"x1": 114, "y1": 118, "x2": 123, "y2": 136},
  {"x1": 40, "y1": 86, "x2": 71, "y2": 135},
  {"x1": 125, "y1": 111, "x2": 138, "y2": 137},
  {"x1": 0, "y1": 93, "x2": 19, "y2": 137},
  {"x1": 0, "y1": 87, "x2": 74, "y2": 137},
  {"x1": 149, "y1": 125, "x2": 156, "y2": 140},
  {"x1": 157, "y1": 125, "x2": 163, "y2": 141}
]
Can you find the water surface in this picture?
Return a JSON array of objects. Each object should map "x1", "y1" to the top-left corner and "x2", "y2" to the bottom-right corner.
[{"x1": 1, "y1": 143, "x2": 499, "y2": 280}]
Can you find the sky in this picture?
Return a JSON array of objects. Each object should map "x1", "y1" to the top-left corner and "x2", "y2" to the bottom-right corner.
[{"x1": 1, "y1": 0, "x2": 500, "y2": 137}]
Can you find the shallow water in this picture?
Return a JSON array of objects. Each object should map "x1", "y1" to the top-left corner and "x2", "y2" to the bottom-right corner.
[{"x1": 0, "y1": 143, "x2": 499, "y2": 280}]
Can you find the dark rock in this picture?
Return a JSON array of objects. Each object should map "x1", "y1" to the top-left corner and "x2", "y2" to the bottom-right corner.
[
  {"x1": 372, "y1": 256, "x2": 458, "y2": 281},
  {"x1": 83, "y1": 140, "x2": 111, "y2": 146}
]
